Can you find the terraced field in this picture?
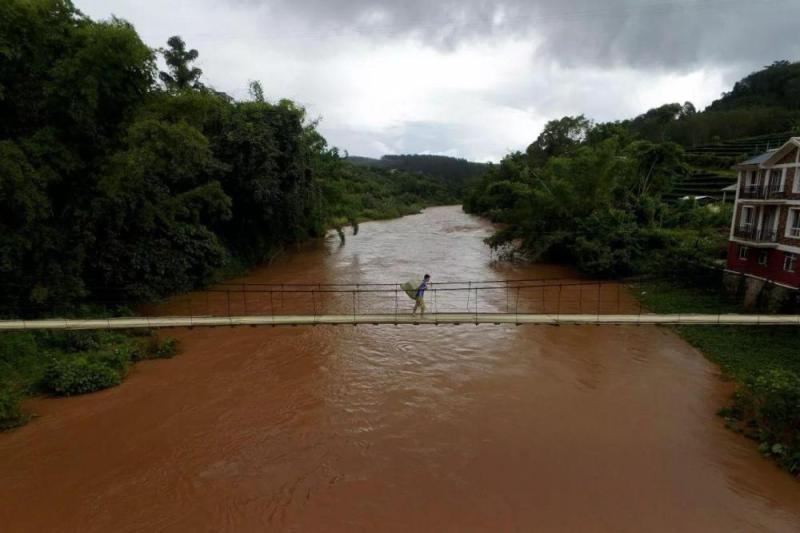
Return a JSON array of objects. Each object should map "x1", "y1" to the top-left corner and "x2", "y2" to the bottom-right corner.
[
  {"x1": 666, "y1": 132, "x2": 794, "y2": 203},
  {"x1": 664, "y1": 171, "x2": 737, "y2": 203},
  {"x1": 685, "y1": 131, "x2": 793, "y2": 169}
]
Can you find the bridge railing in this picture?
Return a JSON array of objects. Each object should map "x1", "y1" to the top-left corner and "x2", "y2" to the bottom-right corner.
[{"x1": 138, "y1": 279, "x2": 647, "y2": 320}]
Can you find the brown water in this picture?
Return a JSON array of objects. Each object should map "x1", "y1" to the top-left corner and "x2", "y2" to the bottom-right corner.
[{"x1": 1, "y1": 206, "x2": 798, "y2": 532}]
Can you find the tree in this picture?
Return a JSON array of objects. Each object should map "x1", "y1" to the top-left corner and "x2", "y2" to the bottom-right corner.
[
  {"x1": 526, "y1": 115, "x2": 592, "y2": 167},
  {"x1": 248, "y1": 80, "x2": 265, "y2": 103},
  {"x1": 159, "y1": 36, "x2": 203, "y2": 91},
  {"x1": 91, "y1": 119, "x2": 231, "y2": 299},
  {"x1": 214, "y1": 100, "x2": 322, "y2": 262},
  {"x1": 622, "y1": 140, "x2": 687, "y2": 201}
]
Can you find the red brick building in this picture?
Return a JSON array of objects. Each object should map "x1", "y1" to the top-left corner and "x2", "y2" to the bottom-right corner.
[{"x1": 726, "y1": 137, "x2": 800, "y2": 289}]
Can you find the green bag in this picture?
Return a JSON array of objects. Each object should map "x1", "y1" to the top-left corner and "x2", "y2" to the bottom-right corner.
[{"x1": 401, "y1": 279, "x2": 422, "y2": 300}]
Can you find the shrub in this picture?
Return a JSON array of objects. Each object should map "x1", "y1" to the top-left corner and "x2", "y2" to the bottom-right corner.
[
  {"x1": 729, "y1": 369, "x2": 800, "y2": 475},
  {"x1": 37, "y1": 331, "x2": 103, "y2": 353},
  {"x1": 153, "y1": 338, "x2": 179, "y2": 358},
  {"x1": 0, "y1": 383, "x2": 25, "y2": 430},
  {"x1": 42, "y1": 357, "x2": 122, "y2": 396},
  {"x1": 0, "y1": 333, "x2": 42, "y2": 392},
  {"x1": 133, "y1": 336, "x2": 179, "y2": 361},
  {"x1": 95, "y1": 345, "x2": 135, "y2": 377}
]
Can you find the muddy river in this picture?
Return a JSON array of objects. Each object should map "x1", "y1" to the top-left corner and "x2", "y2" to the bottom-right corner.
[{"x1": 0, "y1": 206, "x2": 798, "y2": 531}]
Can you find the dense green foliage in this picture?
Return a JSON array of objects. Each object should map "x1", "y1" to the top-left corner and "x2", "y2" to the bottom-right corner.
[
  {"x1": 0, "y1": 0, "x2": 459, "y2": 316},
  {"x1": 42, "y1": 356, "x2": 124, "y2": 396},
  {"x1": 465, "y1": 119, "x2": 731, "y2": 277},
  {"x1": 464, "y1": 62, "x2": 800, "y2": 278},
  {"x1": 637, "y1": 281, "x2": 800, "y2": 476}
]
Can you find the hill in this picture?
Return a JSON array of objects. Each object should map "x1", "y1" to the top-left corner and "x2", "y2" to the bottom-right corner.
[
  {"x1": 708, "y1": 60, "x2": 800, "y2": 111},
  {"x1": 346, "y1": 154, "x2": 489, "y2": 197},
  {"x1": 617, "y1": 60, "x2": 800, "y2": 148}
]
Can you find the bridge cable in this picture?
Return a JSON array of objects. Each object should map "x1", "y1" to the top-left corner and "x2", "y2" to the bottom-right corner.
[
  {"x1": 474, "y1": 286, "x2": 479, "y2": 325},
  {"x1": 557, "y1": 283, "x2": 562, "y2": 318}
]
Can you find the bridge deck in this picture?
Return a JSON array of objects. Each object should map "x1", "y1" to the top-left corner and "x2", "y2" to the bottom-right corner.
[{"x1": 1, "y1": 313, "x2": 799, "y2": 331}]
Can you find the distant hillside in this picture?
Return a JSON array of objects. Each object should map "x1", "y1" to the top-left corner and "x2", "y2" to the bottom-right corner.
[
  {"x1": 708, "y1": 60, "x2": 800, "y2": 111},
  {"x1": 345, "y1": 154, "x2": 489, "y2": 197},
  {"x1": 346, "y1": 156, "x2": 383, "y2": 167},
  {"x1": 617, "y1": 60, "x2": 800, "y2": 148}
]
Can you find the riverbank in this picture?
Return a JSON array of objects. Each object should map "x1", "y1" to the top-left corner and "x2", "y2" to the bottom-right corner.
[
  {"x1": 633, "y1": 280, "x2": 800, "y2": 477},
  {"x1": 0, "y1": 330, "x2": 178, "y2": 429}
]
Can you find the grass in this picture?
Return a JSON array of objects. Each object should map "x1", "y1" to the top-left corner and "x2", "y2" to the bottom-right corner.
[
  {"x1": 634, "y1": 280, "x2": 800, "y2": 378},
  {"x1": 633, "y1": 280, "x2": 800, "y2": 476}
]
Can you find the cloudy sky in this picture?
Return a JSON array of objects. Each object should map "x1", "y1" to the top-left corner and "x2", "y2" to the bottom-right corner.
[{"x1": 79, "y1": 0, "x2": 800, "y2": 162}]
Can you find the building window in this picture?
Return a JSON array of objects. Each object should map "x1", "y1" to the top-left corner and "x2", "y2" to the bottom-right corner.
[
  {"x1": 738, "y1": 246, "x2": 749, "y2": 260},
  {"x1": 769, "y1": 168, "x2": 784, "y2": 192},
  {"x1": 789, "y1": 209, "x2": 800, "y2": 238},
  {"x1": 740, "y1": 206, "x2": 755, "y2": 229},
  {"x1": 758, "y1": 251, "x2": 769, "y2": 266},
  {"x1": 785, "y1": 253, "x2": 797, "y2": 273}
]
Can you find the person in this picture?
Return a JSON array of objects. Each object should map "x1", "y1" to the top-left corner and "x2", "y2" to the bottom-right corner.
[{"x1": 412, "y1": 274, "x2": 431, "y2": 316}]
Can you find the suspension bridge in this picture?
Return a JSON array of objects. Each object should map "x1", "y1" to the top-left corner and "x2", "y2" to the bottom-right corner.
[{"x1": 2, "y1": 278, "x2": 798, "y2": 331}]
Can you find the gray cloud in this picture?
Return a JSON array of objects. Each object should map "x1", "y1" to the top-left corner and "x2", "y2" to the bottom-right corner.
[
  {"x1": 249, "y1": 0, "x2": 800, "y2": 69},
  {"x1": 78, "y1": 0, "x2": 800, "y2": 161}
]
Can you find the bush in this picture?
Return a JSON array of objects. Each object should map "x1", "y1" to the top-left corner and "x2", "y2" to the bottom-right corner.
[
  {"x1": 727, "y1": 369, "x2": 800, "y2": 475},
  {"x1": 153, "y1": 338, "x2": 178, "y2": 358},
  {"x1": 0, "y1": 333, "x2": 42, "y2": 391},
  {"x1": 0, "y1": 383, "x2": 25, "y2": 430},
  {"x1": 36, "y1": 331, "x2": 103, "y2": 353},
  {"x1": 42, "y1": 357, "x2": 122, "y2": 396},
  {"x1": 95, "y1": 345, "x2": 135, "y2": 376},
  {"x1": 133, "y1": 336, "x2": 179, "y2": 361}
]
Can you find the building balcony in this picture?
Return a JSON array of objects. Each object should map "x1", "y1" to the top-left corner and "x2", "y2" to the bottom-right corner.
[
  {"x1": 734, "y1": 225, "x2": 778, "y2": 243},
  {"x1": 739, "y1": 185, "x2": 787, "y2": 200}
]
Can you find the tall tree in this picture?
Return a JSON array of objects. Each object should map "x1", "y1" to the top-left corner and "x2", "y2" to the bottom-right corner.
[
  {"x1": 159, "y1": 36, "x2": 203, "y2": 91},
  {"x1": 526, "y1": 115, "x2": 592, "y2": 168}
]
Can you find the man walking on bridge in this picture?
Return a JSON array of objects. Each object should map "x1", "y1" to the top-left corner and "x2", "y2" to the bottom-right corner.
[{"x1": 412, "y1": 274, "x2": 431, "y2": 317}]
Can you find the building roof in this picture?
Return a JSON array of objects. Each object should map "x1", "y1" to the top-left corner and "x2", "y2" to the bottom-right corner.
[
  {"x1": 761, "y1": 137, "x2": 800, "y2": 166},
  {"x1": 737, "y1": 150, "x2": 777, "y2": 167},
  {"x1": 734, "y1": 136, "x2": 800, "y2": 168}
]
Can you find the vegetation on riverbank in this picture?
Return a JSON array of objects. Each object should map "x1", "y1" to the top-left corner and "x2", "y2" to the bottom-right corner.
[
  {"x1": 0, "y1": 330, "x2": 178, "y2": 429},
  {"x1": 0, "y1": 1, "x2": 481, "y2": 428},
  {"x1": 463, "y1": 59, "x2": 800, "y2": 475},
  {"x1": 465, "y1": 61, "x2": 800, "y2": 279},
  {"x1": 464, "y1": 124, "x2": 733, "y2": 277},
  {"x1": 635, "y1": 280, "x2": 800, "y2": 476},
  {"x1": 0, "y1": 0, "x2": 475, "y2": 317}
]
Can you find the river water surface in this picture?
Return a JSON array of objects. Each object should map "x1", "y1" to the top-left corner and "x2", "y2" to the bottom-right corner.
[{"x1": 1, "y1": 206, "x2": 798, "y2": 532}]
